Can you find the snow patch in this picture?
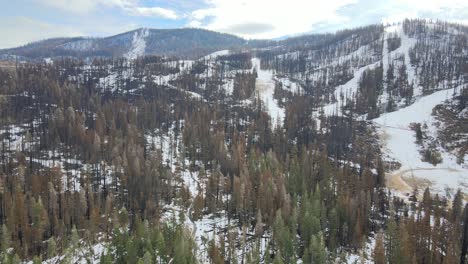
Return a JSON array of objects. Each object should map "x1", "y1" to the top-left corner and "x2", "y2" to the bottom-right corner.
[
  {"x1": 321, "y1": 61, "x2": 381, "y2": 116},
  {"x1": 374, "y1": 87, "x2": 468, "y2": 196},
  {"x1": 202, "y1": 50, "x2": 229, "y2": 60},
  {"x1": 251, "y1": 57, "x2": 285, "y2": 127},
  {"x1": 124, "y1": 28, "x2": 149, "y2": 60}
]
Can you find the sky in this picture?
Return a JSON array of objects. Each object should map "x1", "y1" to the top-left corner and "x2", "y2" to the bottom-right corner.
[{"x1": 1, "y1": 0, "x2": 467, "y2": 48}]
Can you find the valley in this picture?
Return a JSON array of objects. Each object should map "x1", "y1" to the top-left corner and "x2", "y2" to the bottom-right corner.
[{"x1": 0, "y1": 19, "x2": 467, "y2": 264}]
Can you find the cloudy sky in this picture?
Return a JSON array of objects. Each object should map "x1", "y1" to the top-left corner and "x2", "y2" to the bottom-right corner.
[{"x1": 1, "y1": 0, "x2": 467, "y2": 48}]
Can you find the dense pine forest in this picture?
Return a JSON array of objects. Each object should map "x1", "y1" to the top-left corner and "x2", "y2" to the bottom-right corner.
[{"x1": 0, "y1": 19, "x2": 467, "y2": 263}]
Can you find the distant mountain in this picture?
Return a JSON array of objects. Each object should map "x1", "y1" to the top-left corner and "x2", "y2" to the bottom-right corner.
[{"x1": 0, "y1": 28, "x2": 250, "y2": 60}]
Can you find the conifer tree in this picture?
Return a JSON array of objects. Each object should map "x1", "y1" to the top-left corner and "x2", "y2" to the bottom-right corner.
[
  {"x1": 373, "y1": 232, "x2": 386, "y2": 264},
  {"x1": 309, "y1": 232, "x2": 327, "y2": 264}
]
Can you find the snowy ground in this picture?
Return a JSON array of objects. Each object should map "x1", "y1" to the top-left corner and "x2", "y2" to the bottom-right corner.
[
  {"x1": 374, "y1": 87, "x2": 468, "y2": 197},
  {"x1": 251, "y1": 58, "x2": 285, "y2": 127},
  {"x1": 346, "y1": 235, "x2": 376, "y2": 264},
  {"x1": 25, "y1": 241, "x2": 107, "y2": 264},
  {"x1": 274, "y1": 76, "x2": 304, "y2": 94},
  {"x1": 202, "y1": 49, "x2": 230, "y2": 60}
]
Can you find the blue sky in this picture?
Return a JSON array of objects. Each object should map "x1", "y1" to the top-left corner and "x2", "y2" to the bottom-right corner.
[{"x1": 1, "y1": 0, "x2": 467, "y2": 48}]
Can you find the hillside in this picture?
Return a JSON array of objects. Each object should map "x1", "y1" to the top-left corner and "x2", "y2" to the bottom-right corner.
[
  {"x1": 250, "y1": 19, "x2": 468, "y2": 197},
  {"x1": 0, "y1": 28, "x2": 249, "y2": 60},
  {"x1": 0, "y1": 19, "x2": 467, "y2": 264}
]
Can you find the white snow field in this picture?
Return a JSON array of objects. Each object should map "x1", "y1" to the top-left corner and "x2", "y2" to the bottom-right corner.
[
  {"x1": 203, "y1": 49, "x2": 230, "y2": 60},
  {"x1": 251, "y1": 57, "x2": 285, "y2": 127},
  {"x1": 124, "y1": 28, "x2": 149, "y2": 60},
  {"x1": 374, "y1": 87, "x2": 468, "y2": 196}
]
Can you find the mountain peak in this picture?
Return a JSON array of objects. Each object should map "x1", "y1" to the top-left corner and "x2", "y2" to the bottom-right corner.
[{"x1": 0, "y1": 27, "x2": 247, "y2": 60}]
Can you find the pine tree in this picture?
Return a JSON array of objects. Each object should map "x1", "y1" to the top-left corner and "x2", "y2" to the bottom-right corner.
[
  {"x1": 309, "y1": 232, "x2": 327, "y2": 264},
  {"x1": 452, "y1": 190, "x2": 463, "y2": 222},
  {"x1": 47, "y1": 237, "x2": 57, "y2": 259},
  {"x1": 100, "y1": 252, "x2": 114, "y2": 264},
  {"x1": 125, "y1": 238, "x2": 138, "y2": 264},
  {"x1": 255, "y1": 209, "x2": 264, "y2": 237},
  {"x1": 69, "y1": 225, "x2": 80, "y2": 249},
  {"x1": 32, "y1": 255, "x2": 42, "y2": 264},
  {"x1": 373, "y1": 232, "x2": 386, "y2": 264},
  {"x1": 142, "y1": 250, "x2": 152, "y2": 264},
  {"x1": 399, "y1": 222, "x2": 414, "y2": 264},
  {"x1": 31, "y1": 197, "x2": 48, "y2": 255},
  {"x1": 1, "y1": 224, "x2": 11, "y2": 254},
  {"x1": 273, "y1": 251, "x2": 284, "y2": 264},
  {"x1": 385, "y1": 217, "x2": 400, "y2": 263},
  {"x1": 208, "y1": 238, "x2": 224, "y2": 264},
  {"x1": 461, "y1": 204, "x2": 468, "y2": 264},
  {"x1": 273, "y1": 210, "x2": 296, "y2": 263}
]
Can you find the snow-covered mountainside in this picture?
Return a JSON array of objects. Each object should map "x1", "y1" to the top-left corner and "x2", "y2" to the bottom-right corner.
[
  {"x1": 0, "y1": 28, "x2": 248, "y2": 60},
  {"x1": 124, "y1": 28, "x2": 149, "y2": 60},
  {"x1": 256, "y1": 20, "x2": 468, "y2": 197},
  {"x1": 50, "y1": 20, "x2": 467, "y2": 197},
  {"x1": 1, "y1": 19, "x2": 467, "y2": 264}
]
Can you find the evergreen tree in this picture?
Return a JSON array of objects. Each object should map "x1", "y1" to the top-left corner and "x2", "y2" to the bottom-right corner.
[
  {"x1": 309, "y1": 232, "x2": 327, "y2": 264},
  {"x1": 373, "y1": 232, "x2": 386, "y2": 264}
]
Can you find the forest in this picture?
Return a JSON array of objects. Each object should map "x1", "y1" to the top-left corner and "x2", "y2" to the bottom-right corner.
[{"x1": 0, "y1": 19, "x2": 467, "y2": 263}]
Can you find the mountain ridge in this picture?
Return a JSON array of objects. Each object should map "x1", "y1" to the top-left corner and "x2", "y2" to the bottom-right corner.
[
  {"x1": 0, "y1": 27, "x2": 250, "y2": 60},
  {"x1": 4, "y1": 19, "x2": 465, "y2": 61}
]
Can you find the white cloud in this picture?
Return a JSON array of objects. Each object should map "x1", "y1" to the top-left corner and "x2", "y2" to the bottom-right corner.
[
  {"x1": 0, "y1": 16, "x2": 82, "y2": 48},
  {"x1": 129, "y1": 7, "x2": 178, "y2": 19},
  {"x1": 189, "y1": 0, "x2": 357, "y2": 39},
  {"x1": 187, "y1": 20, "x2": 202, "y2": 28},
  {"x1": 188, "y1": 0, "x2": 468, "y2": 38},
  {"x1": 36, "y1": 0, "x2": 99, "y2": 13},
  {"x1": 378, "y1": 0, "x2": 468, "y2": 25},
  {"x1": 36, "y1": 0, "x2": 135, "y2": 14},
  {"x1": 0, "y1": 16, "x2": 138, "y2": 49},
  {"x1": 392, "y1": 0, "x2": 467, "y2": 12},
  {"x1": 35, "y1": 0, "x2": 178, "y2": 19}
]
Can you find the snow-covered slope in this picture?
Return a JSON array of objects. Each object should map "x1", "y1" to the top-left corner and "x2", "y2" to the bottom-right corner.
[
  {"x1": 321, "y1": 23, "x2": 418, "y2": 116},
  {"x1": 321, "y1": 60, "x2": 381, "y2": 116},
  {"x1": 0, "y1": 28, "x2": 247, "y2": 60},
  {"x1": 252, "y1": 58, "x2": 285, "y2": 127},
  {"x1": 374, "y1": 87, "x2": 468, "y2": 196},
  {"x1": 203, "y1": 49, "x2": 230, "y2": 60},
  {"x1": 124, "y1": 28, "x2": 149, "y2": 60}
]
